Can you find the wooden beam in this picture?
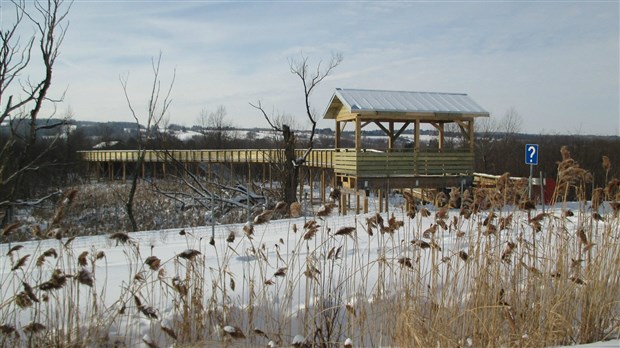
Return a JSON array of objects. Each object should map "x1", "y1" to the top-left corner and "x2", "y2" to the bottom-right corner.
[
  {"x1": 374, "y1": 121, "x2": 389, "y2": 135},
  {"x1": 393, "y1": 122, "x2": 410, "y2": 142}
]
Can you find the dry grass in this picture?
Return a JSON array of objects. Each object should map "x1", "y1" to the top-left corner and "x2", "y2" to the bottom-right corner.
[{"x1": 0, "y1": 147, "x2": 618, "y2": 347}]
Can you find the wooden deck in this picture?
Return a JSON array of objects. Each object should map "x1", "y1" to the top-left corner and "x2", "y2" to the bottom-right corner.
[{"x1": 79, "y1": 148, "x2": 475, "y2": 190}]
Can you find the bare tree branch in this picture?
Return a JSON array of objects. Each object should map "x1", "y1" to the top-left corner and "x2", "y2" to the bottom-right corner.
[{"x1": 120, "y1": 53, "x2": 175, "y2": 231}]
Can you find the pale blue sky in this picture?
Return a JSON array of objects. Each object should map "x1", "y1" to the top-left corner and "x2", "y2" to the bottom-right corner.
[{"x1": 4, "y1": 0, "x2": 620, "y2": 135}]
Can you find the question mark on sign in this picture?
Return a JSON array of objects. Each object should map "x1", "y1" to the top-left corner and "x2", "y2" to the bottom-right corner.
[{"x1": 527, "y1": 145, "x2": 536, "y2": 161}]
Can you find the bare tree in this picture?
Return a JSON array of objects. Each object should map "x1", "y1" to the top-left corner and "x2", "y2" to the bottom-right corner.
[
  {"x1": 250, "y1": 52, "x2": 342, "y2": 203},
  {"x1": 120, "y1": 54, "x2": 175, "y2": 231},
  {"x1": 196, "y1": 105, "x2": 233, "y2": 149},
  {"x1": 0, "y1": 0, "x2": 72, "y2": 225}
]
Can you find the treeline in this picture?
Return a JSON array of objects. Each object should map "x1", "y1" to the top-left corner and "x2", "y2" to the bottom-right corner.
[{"x1": 2, "y1": 119, "x2": 618, "y2": 205}]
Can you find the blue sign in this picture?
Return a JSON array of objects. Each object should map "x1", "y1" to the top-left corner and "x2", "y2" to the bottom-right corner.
[{"x1": 525, "y1": 144, "x2": 538, "y2": 165}]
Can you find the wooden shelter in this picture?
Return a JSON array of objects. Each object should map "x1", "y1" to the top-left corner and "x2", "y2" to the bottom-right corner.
[{"x1": 322, "y1": 88, "x2": 490, "y2": 190}]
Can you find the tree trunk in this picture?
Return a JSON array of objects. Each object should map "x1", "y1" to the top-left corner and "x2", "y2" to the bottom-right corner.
[{"x1": 283, "y1": 125, "x2": 298, "y2": 203}]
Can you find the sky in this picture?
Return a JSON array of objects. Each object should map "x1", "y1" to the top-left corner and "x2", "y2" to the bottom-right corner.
[{"x1": 2, "y1": 0, "x2": 619, "y2": 136}]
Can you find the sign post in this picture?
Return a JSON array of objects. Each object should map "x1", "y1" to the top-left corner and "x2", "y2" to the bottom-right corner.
[{"x1": 525, "y1": 144, "x2": 539, "y2": 200}]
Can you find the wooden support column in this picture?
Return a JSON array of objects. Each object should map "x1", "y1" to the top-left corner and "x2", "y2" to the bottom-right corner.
[
  {"x1": 355, "y1": 117, "x2": 361, "y2": 152},
  {"x1": 309, "y1": 168, "x2": 314, "y2": 205},
  {"x1": 468, "y1": 120, "x2": 475, "y2": 152},
  {"x1": 378, "y1": 189, "x2": 383, "y2": 213},
  {"x1": 320, "y1": 170, "x2": 326, "y2": 203},
  {"x1": 438, "y1": 123, "x2": 444, "y2": 151},
  {"x1": 388, "y1": 122, "x2": 394, "y2": 150},
  {"x1": 122, "y1": 162, "x2": 126, "y2": 181},
  {"x1": 335, "y1": 120, "x2": 341, "y2": 149},
  {"x1": 415, "y1": 120, "x2": 421, "y2": 151}
]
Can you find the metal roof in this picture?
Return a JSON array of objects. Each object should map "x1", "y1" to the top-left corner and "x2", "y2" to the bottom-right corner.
[{"x1": 323, "y1": 88, "x2": 489, "y2": 118}]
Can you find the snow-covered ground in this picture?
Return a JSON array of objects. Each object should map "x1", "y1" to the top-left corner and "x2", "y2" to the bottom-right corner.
[{"x1": 1, "y1": 195, "x2": 618, "y2": 347}]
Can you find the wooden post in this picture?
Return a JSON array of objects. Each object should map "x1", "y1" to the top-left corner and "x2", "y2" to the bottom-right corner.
[
  {"x1": 320, "y1": 170, "x2": 326, "y2": 203},
  {"x1": 122, "y1": 162, "x2": 126, "y2": 182},
  {"x1": 363, "y1": 193, "x2": 368, "y2": 214},
  {"x1": 378, "y1": 189, "x2": 383, "y2": 213},
  {"x1": 356, "y1": 190, "x2": 360, "y2": 214},
  {"x1": 309, "y1": 168, "x2": 314, "y2": 205},
  {"x1": 415, "y1": 119, "x2": 420, "y2": 151},
  {"x1": 355, "y1": 117, "x2": 361, "y2": 152},
  {"x1": 388, "y1": 121, "x2": 394, "y2": 150}
]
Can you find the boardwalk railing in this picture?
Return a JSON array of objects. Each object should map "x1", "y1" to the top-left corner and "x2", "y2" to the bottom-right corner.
[
  {"x1": 78, "y1": 149, "x2": 336, "y2": 169},
  {"x1": 334, "y1": 150, "x2": 474, "y2": 177}
]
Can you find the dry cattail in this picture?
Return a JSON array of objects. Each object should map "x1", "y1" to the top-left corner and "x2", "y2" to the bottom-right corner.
[
  {"x1": 292, "y1": 334, "x2": 307, "y2": 347},
  {"x1": 274, "y1": 201, "x2": 288, "y2": 212},
  {"x1": 254, "y1": 210, "x2": 273, "y2": 225},
  {"x1": 569, "y1": 276, "x2": 586, "y2": 285},
  {"x1": 64, "y1": 236, "x2": 76, "y2": 247},
  {"x1": 253, "y1": 328, "x2": 269, "y2": 340},
  {"x1": 273, "y1": 267, "x2": 287, "y2": 277},
  {"x1": 448, "y1": 187, "x2": 461, "y2": 208},
  {"x1": 344, "y1": 337, "x2": 354, "y2": 348},
  {"x1": 22, "y1": 282, "x2": 39, "y2": 303},
  {"x1": 519, "y1": 200, "x2": 536, "y2": 211},
  {"x1": 77, "y1": 268, "x2": 94, "y2": 287},
  {"x1": 398, "y1": 257, "x2": 413, "y2": 269},
  {"x1": 435, "y1": 205, "x2": 449, "y2": 220},
  {"x1": 142, "y1": 334, "x2": 157, "y2": 348},
  {"x1": 242, "y1": 221, "x2": 254, "y2": 237},
  {"x1": 420, "y1": 207, "x2": 431, "y2": 217},
  {"x1": 435, "y1": 191, "x2": 448, "y2": 207},
  {"x1": 11, "y1": 254, "x2": 30, "y2": 271},
  {"x1": 501, "y1": 242, "x2": 516, "y2": 263},
  {"x1": 6, "y1": 244, "x2": 23, "y2": 256},
  {"x1": 591, "y1": 188, "x2": 604, "y2": 211},
  {"x1": 15, "y1": 292, "x2": 33, "y2": 308},
  {"x1": 0, "y1": 324, "x2": 16, "y2": 336},
  {"x1": 412, "y1": 239, "x2": 431, "y2": 249},
  {"x1": 2, "y1": 222, "x2": 21, "y2": 237},
  {"x1": 436, "y1": 219, "x2": 448, "y2": 230},
  {"x1": 499, "y1": 214, "x2": 513, "y2": 230},
  {"x1": 422, "y1": 224, "x2": 437, "y2": 238},
  {"x1": 560, "y1": 145, "x2": 571, "y2": 161},
  {"x1": 177, "y1": 249, "x2": 201, "y2": 260},
  {"x1": 172, "y1": 276, "x2": 188, "y2": 296},
  {"x1": 316, "y1": 202, "x2": 336, "y2": 217},
  {"x1": 160, "y1": 325, "x2": 177, "y2": 340},
  {"x1": 458, "y1": 250, "x2": 469, "y2": 262},
  {"x1": 139, "y1": 305, "x2": 158, "y2": 320},
  {"x1": 223, "y1": 325, "x2": 246, "y2": 339},
  {"x1": 345, "y1": 304, "x2": 356, "y2": 317},
  {"x1": 366, "y1": 213, "x2": 384, "y2": 229},
  {"x1": 483, "y1": 212, "x2": 496, "y2": 226},
  {"x1": 95, "y1": 251, "x2": 105, "y2": 260},
  {"x1": 562, "y1": 209, "x2": 574, "y2": 218},
  {"x1": 77, "y1": 251, "x2": 89, "y2": 267},
  {"x1": 144, "y1": 256, "x2": 161, "y2": 271},
  {"x1": 23, "y1": 322, "x2": 46, "y2": 334},
  {"x1": 602, "y1": 155, "x2": 611, "y2": 172},
  {"x1": 592, "y1": 212, "x2": 603, "y2": 221},
  {"x1": 529, "y1": 212, "x2": 548, "y2": 223},
  {"x1": 264, "y1": 279, "x2": 275, "y2": 286},
  {"x1": 329, "y1": 187, "x2": 341, "y2": 202},
  {"x1": 226, "y1": 231, "x2": 236, "y2": 243},
  {"x1": 335, "y1": 226, "x2": 356, "y2": 237},
  {"x1": 110, "y1": 232, "x2": 131, "y2": 245}
]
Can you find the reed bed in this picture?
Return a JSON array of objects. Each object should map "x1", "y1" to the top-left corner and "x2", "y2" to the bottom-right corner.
[{"x1": 0, "y1": 149, "x2": 618, "y2": 347}]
